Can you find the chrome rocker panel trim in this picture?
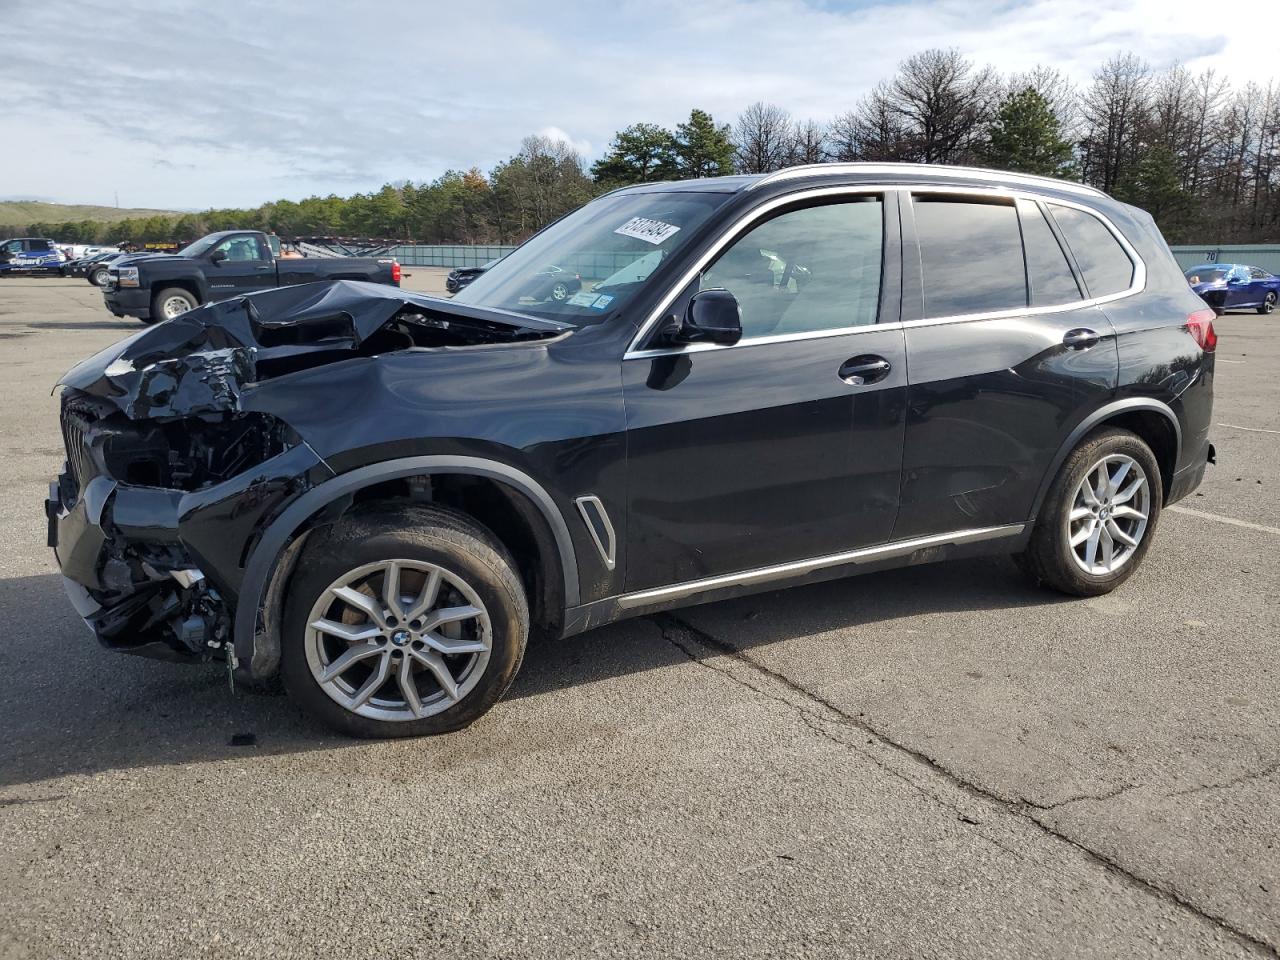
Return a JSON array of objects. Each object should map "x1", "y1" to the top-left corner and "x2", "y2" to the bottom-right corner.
[{"x1": 617, "y1": 523, "x2": 1026, "y2": 609}]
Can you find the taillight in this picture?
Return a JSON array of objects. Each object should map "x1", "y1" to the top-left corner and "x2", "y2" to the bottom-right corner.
[
  {"x1": 1186, "y1": 308, "x2": 1217, "y2": 352},
  {"x1": 391, "y1": 261, "x2": 401, "y2": 284}
]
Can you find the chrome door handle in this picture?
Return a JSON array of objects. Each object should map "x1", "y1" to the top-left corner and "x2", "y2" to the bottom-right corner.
[
  {"x1": 838, "y1": 355, "x2": 891, "y2": 385},
  {"x1": 1063, "y1": 328, "x2": 1100, "y2": 350}
]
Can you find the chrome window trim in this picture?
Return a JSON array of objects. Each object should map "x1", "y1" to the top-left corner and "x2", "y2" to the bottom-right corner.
[
  {"x1": 615, "y1": 523, "x2": 1026, "y2": 609},
  {"x1": 623, "y1": 184, "x2": 1145, "y2": 361},
  {"x1": 751, "y1": 162, "x2": 1106, "y2": 199}
]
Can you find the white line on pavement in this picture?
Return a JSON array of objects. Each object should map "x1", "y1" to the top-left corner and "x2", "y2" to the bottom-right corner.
[
  {"x1": 1167, "y1": 505, "x2": 1280, "y2": 536},
  {"x1": 1217, "y1": 358, "x2": 1245, "y2": 364},
  {"x1": 1218, "y1": 422, "x2": 1280, "y2": 435}
]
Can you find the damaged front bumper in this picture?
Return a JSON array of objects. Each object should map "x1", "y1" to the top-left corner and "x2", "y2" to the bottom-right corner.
[
  {"x1": 47, "y1": 434, "x2": 332, "y2": 666},
  {"x1": 48, "y1": 280, "x2": 566, "y2": 673}
]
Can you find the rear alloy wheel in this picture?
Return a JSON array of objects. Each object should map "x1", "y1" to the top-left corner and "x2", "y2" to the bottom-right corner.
[
  {"x1": 282, "y1": 506, "x2": 528, "y2": 737},
  {"x1": 550, "y1": 281, "x2": 570, "y2": 301},
  {"x1": 1259, "y1": 292, "x2": 1276, "y2": 315},
  {"x1": 89, "y1": 267, "x2": 109, "y2": 286},
  {"x1": 1018, "y1": 428, "x2": 1162, "y2": 596},
  {"x1": 152, "y1": 287, "x2": 198, "y2": 321}
]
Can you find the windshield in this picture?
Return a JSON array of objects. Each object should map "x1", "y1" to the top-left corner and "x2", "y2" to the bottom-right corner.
[
  {"x1": 452, "y1": 190, "x2": 730, "y2": 324},
  {"x1": 177, "y1": 235, "x2": 223, "y2": 258},
  {"x1": 1186, "y1": 267, "x2": 1228, "y2": 283}
]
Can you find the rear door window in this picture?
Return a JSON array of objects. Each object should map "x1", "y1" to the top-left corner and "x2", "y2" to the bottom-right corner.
[
  {"x1": 913, "y1": 196, "x2": 1026, "y2": 318},
  {"x1": 1047, "y1": 204, "x2": 1134, "y2": 297},
  {"x1": 1016, "y1": 199, "x2": 1082, "y2": 307}
]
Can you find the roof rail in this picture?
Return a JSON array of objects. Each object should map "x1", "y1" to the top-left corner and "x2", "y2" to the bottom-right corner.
[{"x1": 751, "y1": 162, "x2": 1106, "y2": 199}]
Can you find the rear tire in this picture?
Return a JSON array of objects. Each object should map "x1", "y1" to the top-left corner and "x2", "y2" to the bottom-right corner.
[
  {"x1": 1259, "y1": 292, "x2": 1276, "y2": 315},
  {"x1": 152, "y1": 287, "x2": 198, "y2": 321},
  {"x1": 281, "y1": 506, "x2": 529, "y2": 738},
  {"x1": 89, "y1": 267, "x2": 109, "y2": 286},
  {"x1": 1017, "y1": 428, "x2": 1162, "y2": 596}
]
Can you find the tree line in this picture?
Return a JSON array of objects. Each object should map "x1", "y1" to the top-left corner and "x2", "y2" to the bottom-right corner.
[{"x1": 17, "y1": 50, "x2": 1279, "y2": 248}]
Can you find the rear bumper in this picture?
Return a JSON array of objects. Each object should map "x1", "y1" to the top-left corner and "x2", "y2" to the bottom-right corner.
[
  {"x1": 1168, "y1": 441, "x2": 1214, "y2": 505},
  {"x1": 103, "y1": 285, "x2": 150, "y2": 318}
]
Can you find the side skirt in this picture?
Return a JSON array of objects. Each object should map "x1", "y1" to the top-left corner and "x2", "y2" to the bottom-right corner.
[{"x1": 561, "y1": 523, "x2": 1028, "y2": 637}]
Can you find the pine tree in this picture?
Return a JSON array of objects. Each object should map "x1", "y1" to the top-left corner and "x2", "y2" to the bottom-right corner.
[
  {"x1": 590, "y1": 123, "x2": 679, "y2": 186},
  {"x1": 983, "y1": 87, "x2": 1076, "y2": 177},
  {"x1": 1116, "y1": 143, "x2": 1193, "y2": 240},
  {"x1": 673, "y1": 108, "x2": 736, "y2": 178}
]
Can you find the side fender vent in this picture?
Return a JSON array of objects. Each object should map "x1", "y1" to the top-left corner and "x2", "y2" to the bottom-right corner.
[{"x1": 574, "y1": 495, "x2": 617, "y2": 571}]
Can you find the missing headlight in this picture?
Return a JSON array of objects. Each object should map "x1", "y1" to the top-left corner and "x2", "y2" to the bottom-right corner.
[{"x1": 97, "y1": 412, "x2": 301, "y2": 492}]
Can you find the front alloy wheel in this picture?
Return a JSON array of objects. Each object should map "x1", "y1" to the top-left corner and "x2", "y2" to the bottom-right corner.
[
  {"x1": 281, "y1": 505, "x2": 529, "y2": 737},
  {"x1": 305, "y1": 559, "x2": 492, "y2": 722}
]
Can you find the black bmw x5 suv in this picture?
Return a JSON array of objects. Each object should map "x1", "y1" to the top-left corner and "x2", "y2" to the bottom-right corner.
[{"x1": 47, "y1": 163, "x2": 1216, "y2": 737}]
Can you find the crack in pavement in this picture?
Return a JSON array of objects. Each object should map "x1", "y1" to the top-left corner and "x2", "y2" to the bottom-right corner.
[
  {"x1": 1024, "y1": 782, "x2": 1141, "y2": 811},
  {"x1": 1167, "y1": 759, "x2": 1280, "y2": 799},
  {"x1": 652, "y1": 612, "x2": 1279, "y2": 958}
]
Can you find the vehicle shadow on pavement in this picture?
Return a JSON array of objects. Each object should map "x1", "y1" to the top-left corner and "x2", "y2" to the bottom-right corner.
[
  {"x1": 0, "y1": 559, "x2": 1065, "y2": 790},
  {"x1": 511, "y1": 555, "x2": 1073, "y2": 702}
]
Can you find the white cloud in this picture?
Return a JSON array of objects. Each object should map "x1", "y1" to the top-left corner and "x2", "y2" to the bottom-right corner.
[
  {"x1": 537, "y1": 126, "x2": 593, "y2": 158},
  {"x1": 0, "y1": 0, "x2": 1275, "y2": 209}
]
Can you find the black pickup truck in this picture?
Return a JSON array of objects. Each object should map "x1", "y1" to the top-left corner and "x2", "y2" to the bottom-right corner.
[{"x1": 103, "y1": 230, "x2": 401, "y2": 323}]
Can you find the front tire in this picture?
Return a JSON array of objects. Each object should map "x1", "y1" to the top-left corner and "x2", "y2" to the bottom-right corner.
[
  {"x1": 1259, "y1": 292, "x2": 1276, "y2": 315},
  {"x1": 1018, "y1": 428, "x2": 1162, "y2": 596},
  {"x1": 89, "y1": 267, "x2": 109, "y2": 286},
  {"x1": 281, "y1": 506, "x2": 529, "y2": 738},
  {"x1": 152, "y1": 287, "x2": 198, "y2": 321}
]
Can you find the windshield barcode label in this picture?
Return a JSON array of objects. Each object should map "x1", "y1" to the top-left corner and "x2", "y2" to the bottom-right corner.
[{"x1": 614, "y1": 217, "x2": 681, "y2": 245}]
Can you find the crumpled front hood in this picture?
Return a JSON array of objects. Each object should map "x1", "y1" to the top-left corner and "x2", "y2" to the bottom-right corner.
[{"x1": 59, "y1": 280, "x2": 570, "y2": 420}]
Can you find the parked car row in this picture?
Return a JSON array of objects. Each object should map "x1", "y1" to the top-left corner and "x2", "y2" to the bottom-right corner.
[
  {"x1": 64, "y1": 250, "x2": 133, "y2": 284},
  {"x1": 446, "y1": 258, "x2": 582, "y2": 303}
]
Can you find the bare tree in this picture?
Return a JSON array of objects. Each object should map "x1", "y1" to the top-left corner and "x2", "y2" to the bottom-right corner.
[
  {"x1": 1078, "y1": 54, "x2": 1152, "y2": 192},
  {"x1": 828, "y1": 82, "x2": 913, "y2": 161},
  {"x1": 884, "y1": 48, "x2": 999, "y2": 164},
  {"x1": 789, "y1": 119, "x2": 829, "y2": 164},
  {"x1": 733, "y1": 102, "x2": 794, "y2": 173}
]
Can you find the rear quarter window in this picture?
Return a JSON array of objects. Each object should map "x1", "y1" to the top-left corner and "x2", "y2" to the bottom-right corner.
[
  {"x1": 1016, "y1": 199, "x2": 1082, "y2": 307},
  {"x1": 1047, "y1": 204, "x2": 1135, "y2": 297}
]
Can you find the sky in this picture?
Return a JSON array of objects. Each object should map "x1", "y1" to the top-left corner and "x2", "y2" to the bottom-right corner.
[{"x1": 1, "y1": 0, "x2": 1276, "y2": 211}]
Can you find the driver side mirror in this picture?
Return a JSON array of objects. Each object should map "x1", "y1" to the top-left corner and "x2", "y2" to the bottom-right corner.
[
  {"x1": 665, "y1": 288, "x2": 742, "y2": 346},
  {"x1": 209, "y1": 249, "x2": 227, "y2": 265}
]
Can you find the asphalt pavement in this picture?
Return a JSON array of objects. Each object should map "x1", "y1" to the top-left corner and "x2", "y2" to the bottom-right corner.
[{"x1": 0, "y1": 275, "x2": 1276, "y2": 959}]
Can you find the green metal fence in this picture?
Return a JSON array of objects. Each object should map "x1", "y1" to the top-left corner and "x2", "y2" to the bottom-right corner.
[
  {"x1": 391, "y1": 245, "x2": 516, "y2": 268},
  {"x1": 391, "y1": 244, "x2": 655, "y2": 280}
]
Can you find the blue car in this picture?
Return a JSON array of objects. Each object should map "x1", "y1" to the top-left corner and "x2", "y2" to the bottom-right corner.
[
  {"x1": 0, "y1": 237, "x2": 64, "y2": 273},
  {"x1": 1185, "y1": 262, "x2": 1280, "y2": 315}
]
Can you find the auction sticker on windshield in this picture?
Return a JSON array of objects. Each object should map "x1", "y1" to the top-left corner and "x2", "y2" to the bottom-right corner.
[{"x1": 615, "y1": 217, "x2": 680, "y2": 245}]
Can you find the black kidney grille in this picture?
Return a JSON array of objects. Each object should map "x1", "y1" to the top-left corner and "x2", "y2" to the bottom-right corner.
[{"x1": 60, "y1": 408, "x2": 99, "y2": 502}]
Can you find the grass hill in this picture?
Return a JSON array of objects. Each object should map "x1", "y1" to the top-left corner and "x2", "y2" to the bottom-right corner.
[{"x1": 0, "y1": 200, "x2": 178, "y2": 227}]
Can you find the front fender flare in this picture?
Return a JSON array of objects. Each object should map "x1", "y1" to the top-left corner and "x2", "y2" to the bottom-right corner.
[{"x1": 232, "y1": 455, "x2": 581, "y2": 677}]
